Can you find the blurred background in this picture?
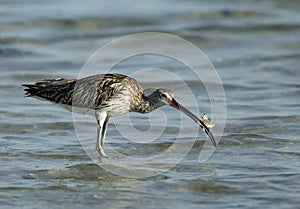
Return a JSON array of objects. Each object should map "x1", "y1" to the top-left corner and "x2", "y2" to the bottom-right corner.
[{"x1": 1, "y1": 0, "x2": 300, "y2": 208}]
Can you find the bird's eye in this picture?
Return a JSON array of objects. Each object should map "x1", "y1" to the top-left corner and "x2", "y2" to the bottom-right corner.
[{"x1": 161, "y1": 93, "x2": 167, "y2": 99}]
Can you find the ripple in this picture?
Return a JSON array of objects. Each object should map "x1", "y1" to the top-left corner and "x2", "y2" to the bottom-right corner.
[
  {"x1": 162, "y1": 179, "x2": 243, "y2": 195},
  {"x1": 23, "y1": 164, "x2": 106, "y2": 181}
]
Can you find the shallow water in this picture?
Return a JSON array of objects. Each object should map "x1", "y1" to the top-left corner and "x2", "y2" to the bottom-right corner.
[{"x1": 1, "y1": 0, "x2": 300, "y2": 208}]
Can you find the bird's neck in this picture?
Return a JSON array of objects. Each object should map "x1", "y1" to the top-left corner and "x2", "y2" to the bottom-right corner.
[{"x1": 132, "y1": 93, "x2": 164, "y2": 114}]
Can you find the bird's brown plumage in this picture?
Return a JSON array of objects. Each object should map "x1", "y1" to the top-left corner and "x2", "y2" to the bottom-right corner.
[{"x1": 23, "y1": 74, "x2": 145, "y2": 113}]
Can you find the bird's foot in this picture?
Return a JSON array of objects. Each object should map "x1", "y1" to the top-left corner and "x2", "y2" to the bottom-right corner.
[{"x1": 96, "y1": 145, "x2": 108, "y2": 158}]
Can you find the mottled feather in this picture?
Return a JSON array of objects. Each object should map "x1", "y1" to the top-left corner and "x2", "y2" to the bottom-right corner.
[{"x1": 23, "y1": 74, "x2": 145, "y2": 114}]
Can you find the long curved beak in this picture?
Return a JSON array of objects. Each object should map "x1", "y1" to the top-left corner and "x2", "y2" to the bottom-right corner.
[{"x1": 169, "y1": 99, "x2": 217, "y2": 147}]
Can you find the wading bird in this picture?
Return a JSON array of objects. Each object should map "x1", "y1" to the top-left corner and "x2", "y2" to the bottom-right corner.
[{"x1": 23, "y1": 73, "x2": 216, "y2": 157}]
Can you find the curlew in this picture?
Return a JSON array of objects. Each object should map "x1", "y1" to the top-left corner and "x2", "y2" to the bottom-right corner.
[{"x1": 23, "y1": 73, "x2": 216, "y2": 157}]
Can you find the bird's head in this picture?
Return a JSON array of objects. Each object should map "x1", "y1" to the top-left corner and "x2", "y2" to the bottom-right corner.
[
  {"x1": 155, "y1": 88, "x2": 175, "y2": 105},
  {"x1": 148, "y1": 88, "x2": 217, "y2": 147}
]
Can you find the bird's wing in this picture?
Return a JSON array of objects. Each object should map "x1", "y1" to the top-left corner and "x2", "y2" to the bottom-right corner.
[
  {"x1": 23, "y1": 74, "x2": 128, "y2": 109},
  {"x1": 73, "y1": 74, "x2": 128, "y2": 109}
]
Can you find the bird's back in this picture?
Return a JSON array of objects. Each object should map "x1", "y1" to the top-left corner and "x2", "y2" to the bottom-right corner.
[{"x1": 23, "y1": 74, "x2": 143, "y2": 115}]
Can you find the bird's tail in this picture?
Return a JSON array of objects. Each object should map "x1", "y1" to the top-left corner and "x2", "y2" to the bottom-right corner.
[{"x1": 22, "y1": 78, "x2": 76, "y2": 105}]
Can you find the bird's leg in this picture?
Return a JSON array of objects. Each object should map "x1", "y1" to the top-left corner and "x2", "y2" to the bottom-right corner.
[
  {"x1": 96, "y1": 126, "x2": 107, "y2": 157},
  {"x1": 95, "y1": 111, "x2": 109, "y2": 157},
  {"x1": 101, "y1": 116, "x2": 109, "y2": 147}
]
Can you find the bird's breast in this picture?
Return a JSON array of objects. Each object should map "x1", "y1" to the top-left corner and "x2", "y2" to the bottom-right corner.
[{"x1": 101, "y1": 93, "x2": 132, "y2": 117}]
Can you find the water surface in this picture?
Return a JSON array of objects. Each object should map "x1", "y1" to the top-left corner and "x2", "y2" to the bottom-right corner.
[{"x1": 1, "y1": 0, "x2": 300, "y2": 208}]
